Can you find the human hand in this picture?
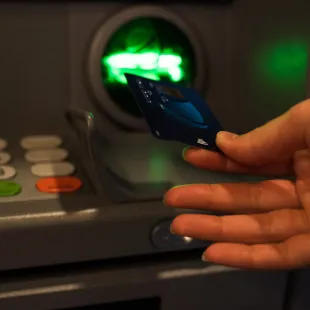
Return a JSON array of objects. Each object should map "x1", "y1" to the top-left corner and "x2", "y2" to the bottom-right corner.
[{"x1": 164, "y1": 99, "x2": 310, "y2": 270}]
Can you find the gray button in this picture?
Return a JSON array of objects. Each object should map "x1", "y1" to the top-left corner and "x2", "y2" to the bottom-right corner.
[
  {"x1": 21, "y1": 135, "x2": 62, "y2": 150},
  {"x1": 0, "y1": 165, "x2": 17, "y2": 180},
  {"x1": 0, "y1": 152, "x2": 11, "y2": 165},
  {"x1": 25, "y1": 148, "x2": 68, "y2": 163},
  {"x1": 0, "y1": 138, "x2": 7, "y2": 151},
  {"x1": 31, "y1": 162, "x2": 75, "y2": 177}
]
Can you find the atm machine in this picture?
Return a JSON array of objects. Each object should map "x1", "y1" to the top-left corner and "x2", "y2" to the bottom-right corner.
[{"x1": 0, "y1": 0, "x2": 308, "y2": 309}]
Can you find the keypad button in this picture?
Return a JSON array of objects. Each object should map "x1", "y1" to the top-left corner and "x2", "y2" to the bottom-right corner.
[
  {"x1": 25, "y1": 148, "x2": 68, "y2": 163},
  {"x1": 20, "y1": 135, "x2": 62, "y2": 150},
  {"x1": 0, "y1": 138, "x2": 7, "y2": 151},
  {"x1": 31, "y1": 162, "x2": 75, "y2": 177},
  {"x1": 0, "y1": 165, "x2": 16, "y2": 180},
  {"x1": 0, "y1": 181, "x2": 22, "y2": 197},
  {"x1": 0, "y1": 152, "x2": 11, "y2": 165},
  {"x1": 36, "y1": 176, "x2": 82, "y2": 193}
]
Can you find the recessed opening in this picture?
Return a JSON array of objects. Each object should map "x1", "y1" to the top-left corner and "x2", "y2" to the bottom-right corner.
[{"x1": 101, "y1": 17, "x2": 196, "y2": 117}]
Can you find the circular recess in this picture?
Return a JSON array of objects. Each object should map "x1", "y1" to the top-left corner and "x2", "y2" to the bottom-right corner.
[{"x1": 88, "y1": 6, "x2": 206, "y2": 130}]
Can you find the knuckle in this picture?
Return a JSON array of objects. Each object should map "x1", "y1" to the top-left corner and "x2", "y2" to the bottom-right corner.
[
  {"x1": 199, "y1": 183, "x2": 217, "y2": 203},
  {"x1": 256, "y1": 211, "x2": 284, "y2": 242},
  {"x1": 247, "y1": 131, "x2": 257, "y2": 153},
  {"x1": 249, "y1": 184, "x2": 264, "y2": 208},
  {"x1": 289, "y1": 100, "x2": 310, "y2": 124},
  {"x1": 245, "y1": 129, "x2": 267, "y2": 163},
  {"x1": 171, "y1": 215, "x2": 187, "y2": 235},
  {"x1": 299, "y1": 210, "x2": 310, "y2": 233},
  {"x1": 217, "y1": 216, "x2": 225, "y2": 239},
  {"x1": 205, "y1": 183, "x2": 217, "y2": 194},
  {"x1": 260, "y1": 216, "x2": 275, "y2": 241}
]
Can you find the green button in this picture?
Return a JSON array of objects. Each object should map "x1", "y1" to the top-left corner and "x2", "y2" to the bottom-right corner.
[{"x1": 0, "y1": 181, "x2": 22, "y2": 197}]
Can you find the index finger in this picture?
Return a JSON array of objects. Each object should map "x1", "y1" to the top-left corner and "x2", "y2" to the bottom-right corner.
[{"x1": 183, "y1": 147, "x2": 292, "y2": 175}]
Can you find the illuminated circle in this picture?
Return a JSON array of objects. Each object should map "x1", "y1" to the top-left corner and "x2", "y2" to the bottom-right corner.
[
  {"x1": 88, "y1": 6, "x2": 206, "y2": 130},
  {"x1": 102, "y1": 18, "x2": 196, "y2": 117}
]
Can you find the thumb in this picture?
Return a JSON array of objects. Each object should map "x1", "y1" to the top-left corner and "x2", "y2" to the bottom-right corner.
[{"x1": 216, "y1": 100, "x2": 310, "y2": 166}]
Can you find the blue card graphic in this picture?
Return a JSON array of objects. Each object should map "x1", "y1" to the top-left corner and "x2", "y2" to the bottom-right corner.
[{"x1": 124, "y1": 73, "x2": 223, "y2": 151}]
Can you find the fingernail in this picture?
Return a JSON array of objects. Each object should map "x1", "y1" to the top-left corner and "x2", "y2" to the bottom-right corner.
[
  {"x1": 201, "y1": 253, "x2": 209, "y2": 262},
  {"x1": 163, "y1": 185, "x2": 185, "y2": 205},
  {"x1": 182, "y1": 146, "x2": 199, "y2": 159},
  {"x1": 217, "y1": 131, "x2": 238, "y2": 141},
  {"x1": 182, "y1": 146, "x2": 190, "y2": 159}
]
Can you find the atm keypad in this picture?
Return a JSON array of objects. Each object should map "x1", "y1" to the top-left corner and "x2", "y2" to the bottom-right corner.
[{"x1": 0, "y1": 134, "x2": 83, "y2": 200}]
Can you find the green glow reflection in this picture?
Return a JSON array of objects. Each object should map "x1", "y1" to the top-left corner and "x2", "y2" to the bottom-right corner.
[
  {"x1": 256, "y1": 39, "x2": 308, "y2": 88},
  {"x1": 149, "y1": 149, "x2": 167, "y2": 182}
]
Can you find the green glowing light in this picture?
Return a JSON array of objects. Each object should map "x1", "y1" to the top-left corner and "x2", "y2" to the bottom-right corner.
[
  {"x1": 149, "y1": 149, "x2": 168, "y2": 182},
  {"x1": 101, "y1": 17, "x2": 196, "y2": 117},
  {"x1": 256, "y1": 39, "x2": 308, "y2": 88},
  {"x1": 102, "y1": 52, "x2": 184, "y2": 84}
]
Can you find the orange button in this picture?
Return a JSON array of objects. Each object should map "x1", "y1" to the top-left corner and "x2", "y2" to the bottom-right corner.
[{"x1": 36, "y1": 176, "x2": 82, "y2": 193}]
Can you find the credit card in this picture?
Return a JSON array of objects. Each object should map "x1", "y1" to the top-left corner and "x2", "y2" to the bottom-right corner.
[{"x1": 124, "y1": 73, "x2": 223, "y2": 151}]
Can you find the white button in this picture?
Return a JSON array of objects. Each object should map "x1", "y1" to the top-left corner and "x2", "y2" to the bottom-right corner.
[
  {"x1": 0, "y1": 152, "x2": 11, "y2": 165},
  {"x1": 0, "y1": 138, "x2": 8, "y2": 151},
  {"x1": 31, "y1": 162, "x2": 75, "y2": 177},
  {"x1": 25, "y1": 148, "x2": 68, "y2": 163},
  {"x1": 20, "y1": 135, "x2": 62, "y2": 150},
  {"x1": 0, "y1": 165, "x2": 16, "y2": 180}
]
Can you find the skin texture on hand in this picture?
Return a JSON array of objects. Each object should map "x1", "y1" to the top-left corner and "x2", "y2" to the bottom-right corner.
[{"x1": 164, "y1": 99, "x2": 310, "y2": 270}]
